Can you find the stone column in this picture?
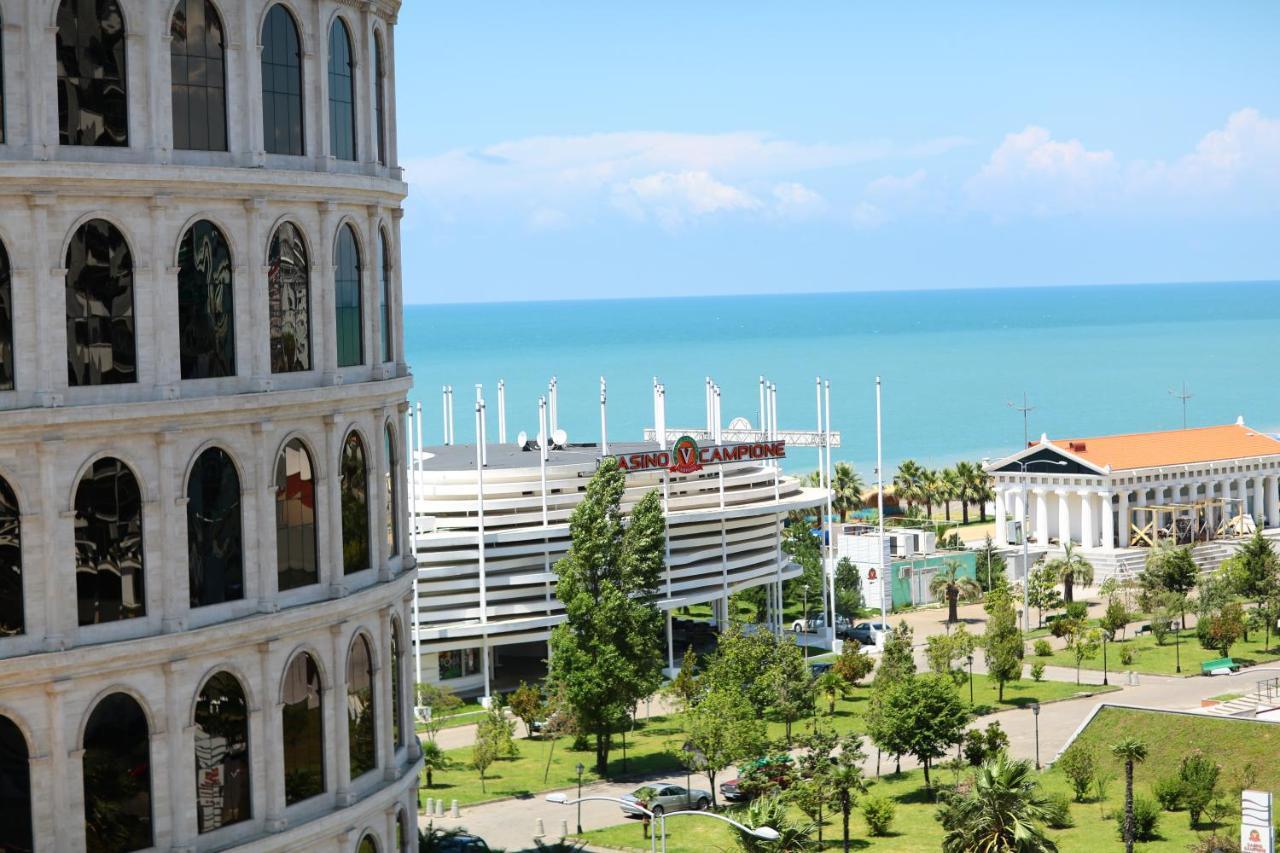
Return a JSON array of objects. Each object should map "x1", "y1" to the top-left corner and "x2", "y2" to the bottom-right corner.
[
  {"x1": 1253, "y1": 476, "x2": 1266, "y2": 524},
  {"x1": 1237, "y1": 476, "x2": 1250, "y2": 519},
  {"x1": 993, "y1": 486, "x2": 1007, "y2": 545},
  {"x1": 1267, "y1": 473, "x2": 1280, "y2": 528},
  {"x1": 1034, "y1": 489, "x2": 1049, "y2": 544},
  {"x1": 39, "y1": 439, "x2": 76, "y2": 648},
  {"x1": 373, "y1": 408, "x2": 391, "y2": 580},
  {"x1": 330, "y1": 624, "x2": 353, "y2": 805},
  {"x1": 254, "y1": 421, "x2": 280, "y2": 608},
  {"x1": 1057, "y1": 490, "x2": 1072, "y2": 546},
  {"x1": 1100, "y1": 492, "x2": 1115, "y2": 549},
  {"x1": 257, "y1": 641, "x2": 286, "y2": 831},
  {"x1": 391, "y1": 209, "x2": 405, "y2": 371},
  {"x1": 1014, "y1": 489, "x2": 1026, "y2": 542},
  {"x1": 45, "y1": 682, "x2": 73, "y2": 851},
  {"x1": 244, "y1": 198, "x2": 271, "y2": 385},
  {"x1": 317, "y1": 202, "x2": 339, "y2": 383},
  {"x1": 1079, "y1": 491, "x2": 1096, "y2": 548},
  {"x1": 324, "y1": 414, "x2": 345, "y2": 592},
  {"x1": 158, "y1": 430, "x2": 189, "y2": 631},
  {"x1": 165, "y1": 660, "x2": 197, "y2": 850},
  {"x1": 1117, "y1": 490, "x2": 1130, "y2": 547},
  {"x1": 364, "y1": 205, "x2": 382, "y2": 371},
  {"x1": 241, "y1": 1, "x2": 265, "y2": 165},
  {"x1": 377, "y1": 607, "x2": 397, "y2": 778}
]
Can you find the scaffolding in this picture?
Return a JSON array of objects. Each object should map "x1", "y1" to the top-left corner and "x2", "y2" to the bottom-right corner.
[{"x1": 1127, "y1": 497, "x2": 1253, "y2": 547}]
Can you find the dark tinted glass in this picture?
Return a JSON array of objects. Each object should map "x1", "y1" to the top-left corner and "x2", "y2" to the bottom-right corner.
[
  {"x1": 341, "y1": 432, "x2": 369, "y2": 575},
  {"x1": 328, "y1": 20, "x2": 356, "y2": 161},
  {"x1": 347, "y1": 635, "x2": 376, "y2": 778},
  {"x1": 0, "y1": 240, "x2": 11, "y2": 389},
  {"x1": 275, "y1": 439, "x2": 317, "y2": 591},
  {"x1": 281, "y1": 653, "x2": 324, "y2": 804},
  {"x1": 385, "y1": 424, "x2": 398, "y2": 557},
  {"x1": 374, "y1": 37, "x2": 386, "y2": 165},
  {"x1": 194, "y1": 672, "x2": 251, "y2": 833},
  {"x1": 74, "y1": 458, "x2": 145, "y2": 626},
  {"x1": 187, "y1": 448, "x2": 243, "y2": 608},
  {"x1": 335, "y1": 225, "x2": 362, "y2": 367},
  {"x1": 379, "y1": 230, "x2": 392, "y2": 363},
  {"x1": 66, "y1": 219, "x2": 136, "y2": 386},
  {"x1": 56, "y1": 0, "x2": 129, "y2": 146},
  {"x1": 268, "y1": 222, "x2": 310, "y2": 373},
  {"x1": 0, "y1": 477, "x2": 22, "y2": 637},
  {"x1": 178, "y1": 220, "x2": 235, "y2": 379},
  {"x1": 390, "y1": 618, "x2": 402, "y2": 746},
  {"x1": 358, "y1": 836, "x2": 377, "y2": 853},
  {"x1": 170, "y1": 0, "x2": 227, "y2": 151},
  {"x1": 83, "y1": 693, "x2": 152, "y2": 852},
  {"x1": 0, "y1": 716, "x2": 31, "y2": 853},
  {"x1": 261, "y1": 5, "x2": 303, "y2": 155}
]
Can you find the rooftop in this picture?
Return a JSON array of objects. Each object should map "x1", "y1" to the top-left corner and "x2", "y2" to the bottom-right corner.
[{"x1": 1049, "y1": 422, "x2": 1280, "y2": 471}]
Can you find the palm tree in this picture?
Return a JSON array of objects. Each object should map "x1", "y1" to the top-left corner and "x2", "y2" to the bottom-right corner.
[
  {"x1": 939, "y1": 753, "x2": 1059, "y2": 853},
  {"x1": 929, "y1": 559, "x2": 982, "y2": 623},
  {"x1": 894, "y1": 460, "x2": 925, "y2": 513},
  {"x1": 1043, "y1": 542, "x2": 1095, "y2": 604},
  {"x1": 952, "y1": 461, "x2": 979, "y2": 524},
  {"x1": 830, "y1": 462, "x2": 865, "y2": 522},
  {"x1": 920, "y1": 468, "x2": 942, "y2": 519},
  {"x1": 420, "y1": 739, "x2": 451, "y2": 787},
  {"x1": 972, "y1": 467, "x2": 996, "y2": 522},
  {"x1": 941, "y1": 467, "x2": 962, "y2": 522},
  {"x1": 1111, "y1": 737, "x2": 1149, "y2": 853},
  {"x1": 815, "y1": 670, "x2": 844, "y2": 715}
]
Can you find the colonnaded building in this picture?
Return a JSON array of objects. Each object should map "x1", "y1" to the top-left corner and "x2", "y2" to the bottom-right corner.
[{"x1": 0, "y1": 0, "x2": 421, "y2": 850}]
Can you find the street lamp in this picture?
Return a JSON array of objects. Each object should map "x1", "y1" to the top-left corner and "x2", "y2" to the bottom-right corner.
[
  {"x1": 802, "y1": 583, "x2": 810, "y2": 659},
  {"x1": 1175, "y1": 611, "x2": 1182, "y2": 673},
  {"x1": 966, "y1": 653, "x2": 974, "y2": 705},
  {"x1": 1016, "y1": 459, "x2": 1069, "y2": 633},
  {"x1": 545, "y1": 794, "x2": 779, "y2": 853},
  {"x1": 1102, "y1": 629, "x2": 1110, "y2": 685},
  {"x1": 1031, "y1": 702, "x2": 1041, "y2": 770},
  {"x1": 575, "y1": 762, "x2": 585, "y2": 833}
]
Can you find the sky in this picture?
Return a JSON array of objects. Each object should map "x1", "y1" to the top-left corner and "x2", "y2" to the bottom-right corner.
[{"x1": 394, "y1": 2, "x2": 1280, "y2": 305}]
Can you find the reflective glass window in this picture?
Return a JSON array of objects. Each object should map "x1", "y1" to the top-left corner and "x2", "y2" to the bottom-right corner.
[
  {"x1": 379, "y1": 229, "x2": 392, "y2": 363},
  {"x1": 438, "y1": 648, "x2": 480, "y2": 680},
  {"x1": 171, "y1": 0, "x2": 227, "y2": 151},
  {"x1": 187, "y1": 448, "x2": 243, "y2": 608},
  {"x1": 281, "y1": 653, "x2": 324, "y2": 804},
  {"x1": 0, "y1": 239, "x2": 11, "y2": 389},
  {"x1": 347, "y1": 635, "x2": 376, "y2": 778},
  {"x1": 275, "y1": 439, "x2": 317, "y2": 591},
  {"x1": 194, "y1": 672, "x2": 251, "y2": 833},
  {"x1": 0, "y1": 477, "x2": 22, "y2": 636},
  {"x1": 178, "y1": 220, "x2": 235, "y2": 379},
  {"x1": 66, "y1": 219, "x2": 136, "y2": 386},
  {"x1": 56, "y1": 0, "x2": 129, "y2": 146},
  {"x1": 385, "y1": 424, "x2": 398, "y2": 557},
  {"x1": 341, "y1": 432, "x2": 369, "y2": 575},
  {"x1": 261, "y1": 5, "x2": 303, "y2": 156},
  {"x1": 268, "y1": 222, "x2": 311, "y2": 373},
  {"x1": 83, "y1": 693, "x2": 152, "y2": 852},
  {"x1": 390, "y1": 618, "x2": 402, "y2": 746},
  {"x1": 335, "y1": 225, "x2": 363, "y2": 367},
  {"x1": 74, "y1": 458, "x2": 145, "y2": 626},
  {"x1": 0, "y1": 716, "x2": 31, "y2": 853},
  {"x1": 328, "y1": 19, "x2": 356, "y2": 161},
  {"x1": 374, "y1": 36, "x2": 386, "y2": 165}
]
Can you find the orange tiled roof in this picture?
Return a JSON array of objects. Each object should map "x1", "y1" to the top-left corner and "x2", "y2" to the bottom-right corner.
[{"x1": 1048, "y1": 423, "x2": 1280, "y2": 471}]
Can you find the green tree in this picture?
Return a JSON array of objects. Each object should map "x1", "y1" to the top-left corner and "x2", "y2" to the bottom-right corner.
[
  {"x1": 919, "y1": 468, "x2": 941, "y2": 518},
  {"x1": 831, "y1": 462, "x2": 866, "y2": 522},
  {"x1": 1068, "y1": 625, "x2": 1102, "y2": 685},
  {"x1": 984, "y1": 586, "x2": 1024, "y2": 702},
  {"x1": 953, "y1": 461, "x2": 991, "y2": 524},
  {"x1": 1178, "y1": 749, "x2": 1221, "y2": 827},
  {"x1": 834, "y1": 557, "x2": 862, "y2": 620},
  {"x1": 685, "y1": 687, "x2": 768, "y2": 809},
  {"x1": 833, "y1": 641, "x2": 875, "y2": 687},
  {"x1": 420, "y1": 738, "x2": 451, "y2": 787},
  {"x1": 1101, "y1": 596, "x2": 1131, "y2": 640},
  {"x1": 815, "y1": 670, "x2": 844, "y2": 715},
  {"x1": 940, "y1": 467, "x2": 961, "y2": 523},
  {"x1": 415, "y1": 683, "x2": 464, "y2": 742},
  {"x1": 1224, "y1": 530, "x2": 1279, "y2": 647},
  {"x1": 830, "y1": 734, "x2": 868, "y2": 853},
  {"x1": 704, "y1": 624, "x2": 780, "y2": 715},
  {"x1": 508, "y1": 681, "x2": 545, "y2": 738},
  {"x1": 938, "y1": 753, "x2": 1059, "y2": 853},
  {"x1": 875, "y1": 621, "x2": 917, "y2": 686},
  {"x1": 666, "y1": 645, "x2": 701, "y2": 712},
  {"x1": 546, "y1": 460, "x2": 666, "y2": 774},
  {"x1": 472, "y1": 737, "x2": 497, "y2": 793},
  {"x1": 975, "y1": 535, "x2": 1008, "y2": 591},
  {"x1": 894, "y1": 459, "x2": 925, "y2": 513},
  {"x1": 733, "y1": 794, "x2": 818, "y2": 853},
  {"x1": 1198, "y1": 600, "x2": 1246, "y2": 658},
  {"x1": 1026, "y1": 562, "x2": 1063, "y2": 628},
  {"x1": 1056, "y1": 743, "x2": 1097, "y2": 802},
  {"x1": 872, "y1": 673, "x2": 968, "y2": 789},
  {"x1": 790, "y1": 729, "x2": 839, "y2": 843},
  {"x1": 1043, "y1": 541, "x2": 1095, "y2": 604},
  {"x1": 925, "y1": 624, "x2": 976, "y2": 675},
  {"x1": 1111, "y1": 737, "x2": 1149, "y2": 853},
  {"x1": 769, "y1": 638, "x2": 815, "y2": 745},
  {"x1": 930, "y1": 559, "x2": 981, "y2": 624},
  {"x1": 1142, "y1": 543, "x2": 1199, "y2": 628}
]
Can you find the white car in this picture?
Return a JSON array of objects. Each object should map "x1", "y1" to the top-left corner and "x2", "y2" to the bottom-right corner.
[
  {"x1": 791, "y1": 614, "x2": 849, "y2": 634},
  {"x1": 619, "y1": 783, "x2": 712, "y2": 817}
]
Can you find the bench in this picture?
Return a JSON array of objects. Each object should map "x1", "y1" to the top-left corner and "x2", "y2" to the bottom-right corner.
[{"x1": 1201, "y1": 657, "x2": 1241, "y2": 675}]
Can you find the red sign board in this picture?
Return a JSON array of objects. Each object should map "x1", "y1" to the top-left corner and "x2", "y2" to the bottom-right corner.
[{"x1": 612, "y1": 436, "x2": 786, "y2": 474}]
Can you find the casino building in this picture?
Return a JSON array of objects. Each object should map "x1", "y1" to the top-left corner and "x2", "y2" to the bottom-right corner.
[{"x1": 0, "y1": 1, "x2": 419, "y2": 851}]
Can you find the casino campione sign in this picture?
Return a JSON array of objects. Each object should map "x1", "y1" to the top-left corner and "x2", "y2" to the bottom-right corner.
[{"x1": 609, "y1": 435, "x2": 787, "y2": 475}]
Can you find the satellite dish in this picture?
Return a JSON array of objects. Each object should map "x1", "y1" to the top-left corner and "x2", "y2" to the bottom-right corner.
[
  {"x1": 517, "y1": 430, "x2": 528, "y2": 447},
  {"x1": 552, "y1": 429, "x2": 568, "y2": 447}
]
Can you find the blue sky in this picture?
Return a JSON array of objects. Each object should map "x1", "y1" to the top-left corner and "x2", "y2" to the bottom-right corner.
[{"x1": 395, "y1": 2, "x2": 1280, "y2": 304}]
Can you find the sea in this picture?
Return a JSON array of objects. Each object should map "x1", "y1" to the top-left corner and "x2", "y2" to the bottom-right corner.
[{"x1": 402, "y1": 280, "x2": 1280, "y2": 477}]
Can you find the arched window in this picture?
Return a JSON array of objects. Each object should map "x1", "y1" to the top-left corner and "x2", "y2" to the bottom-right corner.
[
  {"x1": 358, "y1": 835, "x2": 378, "y2": 853},
  {"x1": 74, "y1": 458, "x2": 145, "y2": 626},
  {"x1": 194, "y1": 671, "x2": 251, "y2": 833},
  {"x1": 0, "y1": 239, "x2": 11, "y2": 389},
  {"x1": 261, "y1": 4, "x2": 303, "y2": 156},
  {"x1": 83, "y1": 693, "x2": 152, "y2": 851},
  {"x1": 389, "y1": 617, "x2": 403, "y2": 747},
  {"x1": 56, "y1": 0, "x2": 129, "y2": 146},
  {"x1": 66, "y1": 219, "x2": 136, "y2": 386},
  {"x1": 385, "y1": 424, "x2": 398, "y2": 557},
  {"x1": 374, "y1": 34, "x2": 386, "y2": 166},
  {"x1": 275, "y1": 439, "x2": 317, "y2": 591},
  {"x1": 171, "y1": 0, "x2": 227, "y2": 151},
  {"x1": 0, "y1": 476, "x2": 22, "y2": 636},
  {"x1": 187, "y1": 448, "x2": 243, "y2": 607},
  {"x1": 0, "y1": 716, "x2": 31, "y2": 853},
  {"x1": 268, "y1": 222, "x2": 311, "y2": 373},
  {"x1": 378, "y1": 229, "x2": 392, "y2": 363},
  {"x1": 178, "y1": 220, "x2": 235, "y2": 379},
  {"x1": 327, "y1": 18, "x2": 356, "y2": 161},
  {"x1": 335, "y1": 225, "x2": 363, "y2": 367},
  {"x1": 281, "y1": 652, "x2": 324, "y2": 804},
  {"x1": 347, "y1": 634, "x2": 376, "y2": 778},
  {"x1": 340, "y1": 432, "x2": 369, "y2": 575}
]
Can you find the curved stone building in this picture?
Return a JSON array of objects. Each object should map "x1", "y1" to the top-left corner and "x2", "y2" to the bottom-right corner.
[{"x1": 0, "y1": 1, "x2": 420, "y2": 850}]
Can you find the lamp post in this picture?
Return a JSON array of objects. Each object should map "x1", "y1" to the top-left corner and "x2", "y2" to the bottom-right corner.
[
  {"x1": 1031, "y1": 702, "x2": 1041, "y2": 770},
  {"x1": 575, "y1": 762, "x2": 585, "y2": 834},
  {"x1": 545, "y1": 794, "x2": 779, "y2": 853},
  {"x1": 966, "y1": 653, "x2": 974, "y2": 705},
  {"x1": 802, "y1": 584, "x2": 810, "y2": 659},
  {"x1": 1175, "y1": 611, "x2": 1182, "y2": 673},
  {"x1": 1102, "y1": 629, "x2": 1110, "y2": 686},
  {"x1": 1017, "y1": 459, "x2": 1069, "y2": 633}
]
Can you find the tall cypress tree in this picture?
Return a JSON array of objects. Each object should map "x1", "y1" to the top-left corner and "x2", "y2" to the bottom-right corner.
[{"x1": 984, "y1": 586, "x2": 1024, "y2": 702}]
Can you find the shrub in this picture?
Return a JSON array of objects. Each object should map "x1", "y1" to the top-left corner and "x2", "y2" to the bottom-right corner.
[
  {"x1": 1056, "y1": 744, "x2": 1097, "y2": 803},
  {"x1": 862, "y1": 796, "x2": 896, "y2": 836},
  {"x1": 1031, "y1": 663, "x2": 1045, "y2": 681},
  {"x1": 1119, "y1": 645, "x2": 1136, "y2": 666},
  {"x1": 1152, "y1": 776, "x2": 1185, "y2": 812},
  {"x1": 1115, "y1": 794, "x2": 1161, "y2": 841},
  {"x1": 1043, "y1": 791, "x2": 1075, "y2": 829},
  {"x1": 1065, "y1": 601, "x2": 1089, "y2": 621},
  {"x1": 1179, "y1": 749, "x2": 1222, "y2": 827},
  {"x1": 1034, "y1": 639, "x2": 1053, "y2": 657}
]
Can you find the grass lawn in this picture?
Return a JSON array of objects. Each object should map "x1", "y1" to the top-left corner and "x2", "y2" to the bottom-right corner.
[
  {"x1": 414, "y1": 697, "x2": 489, "y2": 733},
  {"x1": 1036, "y1": 626, "x2": 1280, "y2": 677}
]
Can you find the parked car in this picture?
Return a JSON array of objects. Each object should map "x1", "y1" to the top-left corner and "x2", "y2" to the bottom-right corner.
[
  {"x1": 619, "y1": 783, "x2": 711, "y2": 817},
  {"x1": 420, "y1": 828, "x2": 492, "y2": 852},
  {"x1": 720, "y1": 755, "x2": 795, "y2": 803},
  {"x1": 809, "y1": 661, "x2": 834, "y2": 677},
  {"x1": 791, "y1": 613, "x2": 850, "y2": 634},
  {"x1": 843, "y1": 621, "x2": 890, "y2": 645}
]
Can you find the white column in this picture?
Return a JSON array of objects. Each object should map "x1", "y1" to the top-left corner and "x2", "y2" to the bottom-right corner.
[
  {"x1": 1152, "y1": 483, "x2": 1165, "y2": 506},
  {"x1": 1267, "y1": 474, "x2": 1280, "y2": 528},
  {"x1": 1079, "y1": 491, "x2": 1096, "y2": 548},
  {"x1": 1034, "y1": 489, "x2": 1049, "y2": 544},
  {"x1": 994, "y1": 486, "x2": 1007, "y2": 545},
  {"x1": 1100, "y1": 492, "x2": 1115, "y2": 549},
  {"x1": 1014, "y1": 489, "x2": 1027, "y2": 542},
  {"x1": 1117, "y1": 490, "x2": 1130, "y2": 547},
  {"x1": 330, "y1": 624, "x2": 353, "y2": 805},
  {"x1": 1057, "y1": 490, "x2": 1072, "y2": 546},
  {"x1": 1253, "y1": 476, "x2": 1265, "y2": 523},
  {"x1": 1237, "y1": 476, "x2": 1250, "y2": 520}
]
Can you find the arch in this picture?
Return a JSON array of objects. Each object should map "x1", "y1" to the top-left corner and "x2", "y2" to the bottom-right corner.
[
  {"x1": 82, "y1": 692, "x2": 153, "y2": 851},
  {"x1": 0, "y1": 231, "x2": 10, "y2": 390},
  {"x1": 275, "y1": 437, "x2": 318, "y2": 591},
  {"x1": 0, "y1": 714, "x2": 32, "y2": 852},
  {"x1": 267, "y1": 221, "x2": 311, "y2": 373},
  {"x1": 280, "y1": 650, "x2": 325, "y2": 804},
  {"x1": 397, "y1": 808, "x2": 411, "y2": 853},
  {"x1": 170, "y1": 0, "x2": 227, "y2": 151},
  {"x1": 261, "y1": 3, "x2": 304, "y2": 155},
  {"x1": 65, "y1": 218, "x2": 136, "y2": 386},
  {"x1": 178, "y1": 219, "x2": 236, "y2": 379},
  {"x1": 334, "y1": 222, "x2": 363, "y2": 367},
  {"x1": 187, "y1": 446, "x2": 244, "y2": 607},
  {"x1": 340, "y1": 430, "x2": 370, "y2": 575},
  {"x1": 56, "y1": 0, "x2": 129, "y2": 146},
  {"x1": 0, "y1": 474, "x2": 22, "y2": 636},
  {"x1": 389, "y1": 614, "x2": 403, "y2": 748},
  {"x1": 193, "y1": 670, "x2": 251, "y2": 833},
  {"x1": 327, "y1": 16, "x2": 357, "y2": 161},
  {"x1": 346, "y1": 632, "x2": 376, "y2": 779},
  {"x1": 74, "y1": 457, "x2": 145, "y2": 626},
  {"x1": 378, "y1": 227, "x2": 392, "y2": 363},
  {"x1": 385, "y1": 420, "x2": 399, "y2": 559},
  {"x1": 373, "y1": 29, "x2": 386, "y2": 166},
  {"x1": 357, "y1": 832, "x2": 379, "y2": 853}
]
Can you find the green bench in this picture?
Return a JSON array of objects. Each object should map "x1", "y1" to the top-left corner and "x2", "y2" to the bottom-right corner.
[{"x1": 1201, "y1": 657, "x2": 1241, "y2": 675}]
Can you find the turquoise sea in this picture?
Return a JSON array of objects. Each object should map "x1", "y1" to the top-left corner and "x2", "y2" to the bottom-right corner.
[{"x1": 403, "y1": 281, "x2": 1280, "y2": 476}]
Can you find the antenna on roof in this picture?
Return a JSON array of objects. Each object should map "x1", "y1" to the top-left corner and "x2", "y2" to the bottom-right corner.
[
  {"x1": 1169, "y1": 381, "x2": 1193, "y2": 430},
  {"x1": 1008, "y1": 392, "x2": 1036, "y2": 447}
]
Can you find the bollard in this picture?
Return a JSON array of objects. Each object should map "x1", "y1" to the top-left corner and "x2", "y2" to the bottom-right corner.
[
  {"x1": 560, "y1": 819, "x2": 569, "y2": 838},
  {"x1": 451, "y1": 799, "x2": 460, "y2": 818},
  {"x1": 436, "y1": 798, "x2": 445, "y2": 817},
  {"x1": 535, "y1": 819, "x2": 545, "y2": 839}
]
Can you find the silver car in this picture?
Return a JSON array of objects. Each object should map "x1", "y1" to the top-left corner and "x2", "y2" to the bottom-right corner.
[{"x1": 619, "y1": 783, "x2": 712, "y2": 817}]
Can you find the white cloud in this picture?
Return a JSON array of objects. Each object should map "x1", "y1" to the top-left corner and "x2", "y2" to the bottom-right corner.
[
  {"x1": 772, "y1": 182, "x2": 826, "y2": 219},
  {"x1": 965, "y1": 126, "x2": 1117, "y2": 217},
  {"x1": 612, "y1": 170, "x2": 762, "y2": 229}
]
